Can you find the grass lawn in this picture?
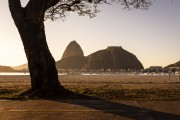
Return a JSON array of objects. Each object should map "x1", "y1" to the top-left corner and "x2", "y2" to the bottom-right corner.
[{"x1": 0, "y1": 75, "x2": 180, "y2": 100}]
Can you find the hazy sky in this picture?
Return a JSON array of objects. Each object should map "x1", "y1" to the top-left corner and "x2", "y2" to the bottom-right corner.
[{"x1": 0, "y1": 0, "x2": 180, "y2": 68}]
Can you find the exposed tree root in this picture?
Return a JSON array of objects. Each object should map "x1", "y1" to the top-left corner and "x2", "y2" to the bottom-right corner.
[{"x1": 19, "y1": 86, "x2": 91, "y2": 99}]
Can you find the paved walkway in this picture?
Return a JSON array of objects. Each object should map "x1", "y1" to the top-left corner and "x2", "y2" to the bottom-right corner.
[{"x1": 0, "y1": 99, "x2": 180, "y2": 120}]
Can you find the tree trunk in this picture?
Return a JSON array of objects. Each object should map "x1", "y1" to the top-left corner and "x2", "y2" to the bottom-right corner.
[
  {"x1": 8, "y1": 0, "x2": 64, "y2": 97},
  {"x1": 26, "y1": 21, "x2": 64, "y2": 97}
]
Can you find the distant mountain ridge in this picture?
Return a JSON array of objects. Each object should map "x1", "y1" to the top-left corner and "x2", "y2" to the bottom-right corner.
[
  {"x1": 9, "y1": 41, "x2": 144, "y2": 71},
  {"x1": 56, "y1": 41, "x2": 144, "y2": 70}
]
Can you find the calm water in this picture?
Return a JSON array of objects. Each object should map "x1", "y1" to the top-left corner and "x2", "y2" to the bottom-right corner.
[
  {"x1": 0, "y1": 72, "x2": 29, "y2": 76},
  {"x1": 0, "y1": 72, "x2": 101, "y2": 76},
  {"x1": 0, "y1": 72, "x2": 68, "y2": 76},
  {"x1": 0, "y1": 72, "x2": 178, "y2": 76}
]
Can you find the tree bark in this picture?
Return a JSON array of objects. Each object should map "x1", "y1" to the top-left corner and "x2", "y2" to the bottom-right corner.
[{"x1": 8, "y1": 0, "x2": 64, "y2": 97}]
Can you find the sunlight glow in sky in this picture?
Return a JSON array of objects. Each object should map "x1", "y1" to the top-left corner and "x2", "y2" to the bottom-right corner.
[{"x1": 0, "y1": 0, "x2": 180, "y2": 68}]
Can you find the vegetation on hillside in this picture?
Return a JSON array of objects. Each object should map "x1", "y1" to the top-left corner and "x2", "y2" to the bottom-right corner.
[
  {"x1": 165, "y1": 61, "x2": 180, "y2": 68},
  {"x1": 85, "y1": 47, "x2": 144, "y2": 70},
  {"x1": 56, "y1": 56, "x2": 87, "y2": 69}
]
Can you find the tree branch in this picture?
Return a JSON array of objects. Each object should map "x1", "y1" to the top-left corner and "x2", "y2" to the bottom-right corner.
[
  {"x1": 8, "y1": 0, "x2": 34, "y2": 56},
  {"x1": 9, "y1": 0, "x2": 25, "y2": 27},
  {"x1": 25, "y1": 0, "x2": 48, "y2": 22},
  {"x1": 21, "y1": 0, "x2": 152, "y2": 21},
  {"x1": 9, "y1": 0, "x2": 23, "y2": 18},
  {"x1": 46, "y1": 0, "x2": 61, "y2": 9},
  {"x1": 45, "y1": 0, "x2": 151, "y2": 21}
]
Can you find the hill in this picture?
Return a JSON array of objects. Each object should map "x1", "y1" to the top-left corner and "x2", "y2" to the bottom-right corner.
[
  {"x1": 85, "y1": 46, "x2": 144, "y2": 70},
  {"x1": 12, "y1": 63, "x2": 28, "y2": 70},
  {"x1": 0, "y1": 65, "x2": 16, "y2": 72},
  {"x1": 165, "y1": 61, "x2": 180, "y2": 68}
]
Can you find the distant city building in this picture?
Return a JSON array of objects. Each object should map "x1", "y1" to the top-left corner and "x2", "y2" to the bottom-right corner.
[
  {"x1": 167, "y1": 67, "x2": 180, "y2": 73},
  {"x1": 145, "y1": 66, "x2": 163, "y2": 73}
]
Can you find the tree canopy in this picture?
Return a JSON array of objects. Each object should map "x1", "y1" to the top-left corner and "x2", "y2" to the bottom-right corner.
[{"x1": 43, "y1": 0, "x2": 152, "y2": 20}]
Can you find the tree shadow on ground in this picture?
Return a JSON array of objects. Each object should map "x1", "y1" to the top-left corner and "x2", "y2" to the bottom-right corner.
[{"x1": 49, "y1": 91, "x2": 180, "y2": 120}]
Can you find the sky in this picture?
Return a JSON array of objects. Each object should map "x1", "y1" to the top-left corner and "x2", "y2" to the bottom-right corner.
[{"x1": 0, "y1": 0, "x2": 180, "y2": 68}]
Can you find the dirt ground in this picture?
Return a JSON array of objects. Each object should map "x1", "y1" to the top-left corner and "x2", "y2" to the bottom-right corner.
[{"x1": 0, "y1": 99, "x2": 180, "y2": 120}]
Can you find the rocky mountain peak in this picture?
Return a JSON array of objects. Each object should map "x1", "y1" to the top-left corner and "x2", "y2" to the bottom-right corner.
[{"x1": 61, "y1": 40, "x2": 84, "y2": 60}]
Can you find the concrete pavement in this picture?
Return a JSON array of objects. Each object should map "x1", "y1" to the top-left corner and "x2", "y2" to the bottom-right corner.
[{"x1": 0, "y1": 99, "x2": 180, "y2": 120}]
